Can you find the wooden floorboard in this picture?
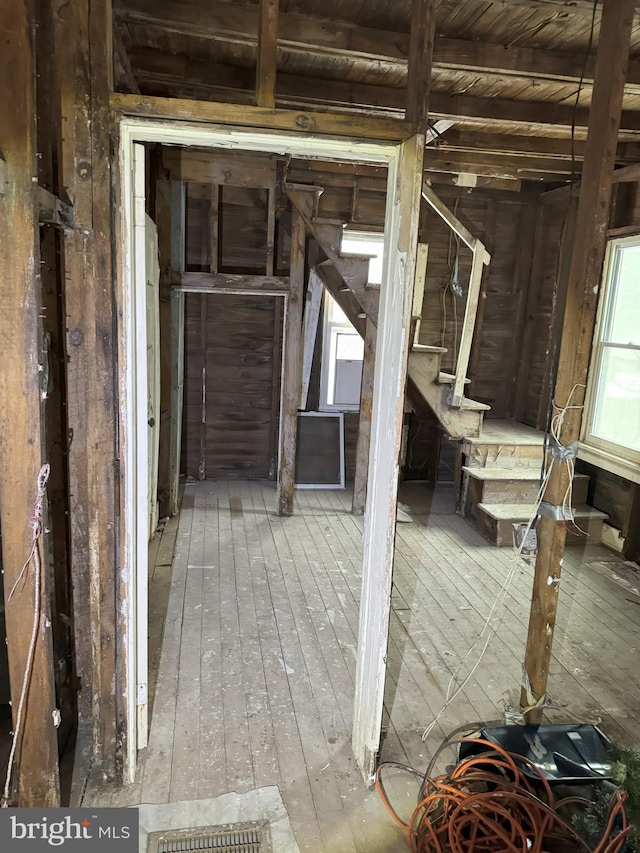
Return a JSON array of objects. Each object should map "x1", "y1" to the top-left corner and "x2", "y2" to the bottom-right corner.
[{"x1": 94, "y1": 478, "x2": 640, "y2": 851}]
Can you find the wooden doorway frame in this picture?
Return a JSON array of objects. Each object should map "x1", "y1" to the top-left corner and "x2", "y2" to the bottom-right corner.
[{"x1": 117, "y1": 118, "x2": 423, "y2": 784}]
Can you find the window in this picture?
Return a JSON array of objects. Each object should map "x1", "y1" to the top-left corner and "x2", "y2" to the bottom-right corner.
[
  {"x1": 580, "y1": 236, "x2": 640, "y2": 482},
  {"x1": 320, "y1": 294, "x2": 364, "y2": 410},
  {"x1": 318, "y1": 231, "x2": 383, "y2": 410}
]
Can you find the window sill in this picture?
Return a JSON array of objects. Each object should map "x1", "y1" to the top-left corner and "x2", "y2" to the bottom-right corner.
[{"x1": 578, "y1": 441, "x2": 640, "y2": 485}]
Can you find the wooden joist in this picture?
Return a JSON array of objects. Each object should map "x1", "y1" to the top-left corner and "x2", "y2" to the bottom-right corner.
[
  {"x1": 406, "y1": 0, "x2": 436, "y2": 136},
  {"x1": 114, "y1": 0, "x2": 640, "y2": 94},
  {"x1": 522, "y1": 0, "x2": 637, "y2": 724},
  {"x1": 256, "y1": 0, "x2": 279, "y2": 108},
  {"x1": 121, "y1": 50, "x2": 640, "y2": 137},
  {"x1": 0, "y1": 0, "x2": 60, "y2": 807}
]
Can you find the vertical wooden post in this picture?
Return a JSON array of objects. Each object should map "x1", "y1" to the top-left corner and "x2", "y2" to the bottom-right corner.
[
  {"x1": 522, "y1": 0, "x2": 636, "y2": 723},
  {"x1": 169, "y1": 181, "x2": 186, "y2": 514},
  {"x1": 406, "y1": 0, "x2": 436, "y2": 136},
  {"x1": 277, "y1": 208, "x2": 305, "y2": 516},
  {"x1": 210, "y1": 184, "x2": 219, "y2": 274},
  {"x1": 199, "y1": 295, "x2": 208, "y2": 480},
  {"x1": 155, "y1": 180, "x2": 173, "y2": 518},
  {"x1": 352, "y1": 135, "x2": 425, "y2": 780},
  {"x1": 0, "y1": 0, "x2": 61, "y2": 806},
  {"x1": 535, "y1": 195, "x2": 579, "y2": 430},
  {"x1": 352, "y1": 319, "x2": 376, "y2": 515},
  {"x1": 256, "y1": 0, "x2": 279, "y2": 108},
  {"x1": 55, "y1": 0, "x2": 120, "y2": 778}
]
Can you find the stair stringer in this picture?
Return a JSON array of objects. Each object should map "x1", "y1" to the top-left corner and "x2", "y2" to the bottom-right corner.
[
  {"x1": 408, "y1": 349, "x2": 489, "y2": 439},
  {"x1": 287, "y1": 187, "x2": 379, "y2": 323}
]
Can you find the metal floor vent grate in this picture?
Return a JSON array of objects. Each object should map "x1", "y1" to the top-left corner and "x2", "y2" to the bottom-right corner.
[{"x1": 148, "y1": 821, "x2": 271, "y2": 853}]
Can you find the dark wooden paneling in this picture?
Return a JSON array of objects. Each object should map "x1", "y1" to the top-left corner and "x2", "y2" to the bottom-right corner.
[
  {"x1": 518, "y1": 196, "x2": 569, "y2": 427},
  {"x1": 577, "y1": 462, "x2": 634, "y2": 531},
  {"x1": 220, "y1": 185, "x2": 270, "y2": 272},
  {"x1": 182, "y1": 293, "x2": 279, "y2": 479}
]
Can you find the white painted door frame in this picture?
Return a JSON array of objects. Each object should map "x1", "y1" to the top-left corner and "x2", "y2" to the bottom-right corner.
[{"x1": 117, "y1": 117, "x2": 423, "y2": 784}]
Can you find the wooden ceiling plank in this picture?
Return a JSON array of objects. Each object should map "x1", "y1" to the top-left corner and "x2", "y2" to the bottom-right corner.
[
  {"x1": 406, "y1": 0, "x2": 437, "y2": 135},
  {"x1": 113, "y1": 0, "x2": 640, "y2": 91},
  {"x1": 256, "y1": 0, "x2": 279, "y2": 108},
  {"x1": 127, "y1": 51, "x2": 640, "y2": 134}
]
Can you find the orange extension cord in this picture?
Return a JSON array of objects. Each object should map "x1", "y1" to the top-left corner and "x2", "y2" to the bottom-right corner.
[{"x1": 376, "y1": 737, "x2": 631, "y2": 853}]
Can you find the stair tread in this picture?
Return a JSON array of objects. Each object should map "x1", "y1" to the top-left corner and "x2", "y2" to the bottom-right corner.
[
  {"x1": 477, "y1": 502, "x2": 608, "y2": 521},
  {"x1": 463, "y1": 466, "x2": 589, "y2": 481},
  {"x1": 460, "y1": 398, "x2": 492, "y2": 412},
  {"x1": 438, "y1": 372, "x2": 470, "y2": 385}
]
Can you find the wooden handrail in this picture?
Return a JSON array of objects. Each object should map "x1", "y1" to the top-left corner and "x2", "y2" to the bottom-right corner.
[
  {"x1": 421, "y1": 182, "x2": 491, "y2": 406},
  {"x1": 450, "y1": 243, "x2": 490, "y2": 406}
]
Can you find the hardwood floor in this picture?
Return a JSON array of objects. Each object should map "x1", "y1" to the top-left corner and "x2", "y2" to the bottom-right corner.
[{"x1": 96, "y1": 479, "x2": 640, "y2": 852}]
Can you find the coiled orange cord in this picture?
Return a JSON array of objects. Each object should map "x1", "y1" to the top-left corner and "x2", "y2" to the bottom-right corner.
[{"x1": 376, "y1": 737, "x2": 631, "y2": 853}]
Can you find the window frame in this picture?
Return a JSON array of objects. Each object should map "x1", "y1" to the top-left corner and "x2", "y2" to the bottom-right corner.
[
  {"x1": 319, "y1": 292, "x2": 364, "y2": 412},
  {"x1": 579, "y1": 234, "x2": 640, "y2": 484}
]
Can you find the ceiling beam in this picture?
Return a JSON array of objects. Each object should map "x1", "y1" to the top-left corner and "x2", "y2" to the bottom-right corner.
[
  {"x1": 109, "y1": 91, "x2": 412, "y2": 140},
  {"x1": 406, "y1": 0, "x2": 436, "y2": 135},
  {"x1": 256, "y1": 0, "x2": 278, "y2": 108},
  {"x1": 114, "y1": 0, "x2": 640, "y2": 92},
  {"x1": 439, "y1": 129, "x2": 640, "y2": 163},
  {"x1": 128, "y1": 48, "x2": 640, "y2": 134}
]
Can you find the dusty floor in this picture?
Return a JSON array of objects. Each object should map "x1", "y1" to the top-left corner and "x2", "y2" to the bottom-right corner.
[{"x1": 84, "y1": 479, "x2": 640, "y2": 852}]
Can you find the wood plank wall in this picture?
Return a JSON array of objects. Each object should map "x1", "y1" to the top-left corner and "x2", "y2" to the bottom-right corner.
[
  {"x1": 516, "y1": 193, "x2": 574, "y2": 428},
  {"x1": 182, "y1": 293, "x2": 282, "y2": 479}
]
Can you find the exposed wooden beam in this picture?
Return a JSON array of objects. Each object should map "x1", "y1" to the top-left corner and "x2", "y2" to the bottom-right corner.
[
  {"x1": 114, "y1": 0, "x2": 640, "y2": 92},
  {"x1": 352, "y1": 319, "x2": 376, "y2": 515},
  {"x1": 109, "y1": 92, "x2": 412, "y2": 140},
  {"x1": 256, "y1": 0, "x2": 279, "y2": 108},
  {"x1": 611, "y1": 161, "x2": 640, "y2": 183},
  {"x1": 125, "y1": 50, "x2": 640, "y2": 134},
  {"x1": 55, "y1": 0, "x2": 120, "y2": 779},
  {"x1": 352, "y1": 134, "x2": 425, "y2": 781},
  {"x1": 522, "y1": 0, "x2": 636, "y2": 724},
  {"x1": 277, "y1": 208, "x2": 305, "y2": 516},
  {"x1": 172, "y1": 271, "x2": 291, "y2": 293},
  {"x1": 406, "y1": 0, "x2": 436, "y2": 135},
  {"x1": 37, "y1": 185, "x2": 74, "y2": 228},
  {"x1": 425, "y1": 147, "x2": 581, "y2": 176},
  {"x1": 0, "y1": 0, "x2": 61, "y2": 808}
]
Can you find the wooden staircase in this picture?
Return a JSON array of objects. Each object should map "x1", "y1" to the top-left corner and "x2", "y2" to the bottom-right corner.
[
  {"x1": 408, "y1": 345, "x2": 490, "y2": 439},
  {"x1": 458, "y1": 420, "x2": 608, "y2": 547},
  {"x1": 287, "y1": 183, "x2": 490, "y2": 441}
]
